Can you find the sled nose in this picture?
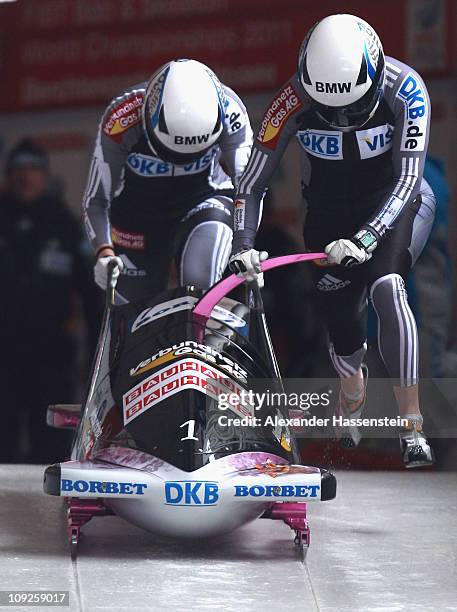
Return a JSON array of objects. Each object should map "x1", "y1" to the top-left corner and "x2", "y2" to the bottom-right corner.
[{"x1": 44, "y1": 463, "x2": 337, "y2": 502}]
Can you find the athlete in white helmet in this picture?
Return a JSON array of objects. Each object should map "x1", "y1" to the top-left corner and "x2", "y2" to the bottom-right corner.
[
  {"x1": 229, "y1": 14, "x2": 435, "y2": 467},
  {"x1": 83, "y1": 59, "x2": 252, "y2": 300}
]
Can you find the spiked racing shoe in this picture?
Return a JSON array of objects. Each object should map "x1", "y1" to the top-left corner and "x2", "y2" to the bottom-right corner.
[
  {"x1": 400, "y1": 415, "x2": 434, "y2": 468},
  {"x1": 334, "y1": 364, "x2": 368, "y2": 449}
]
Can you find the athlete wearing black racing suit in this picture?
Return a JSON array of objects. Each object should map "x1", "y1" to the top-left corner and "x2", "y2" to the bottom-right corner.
[
  {"x1": 83, "y1": 61, "x2": 252, "y2": 302},
  {"x1": 230, "y1": 15, "x2": 435, "y2": 467}
]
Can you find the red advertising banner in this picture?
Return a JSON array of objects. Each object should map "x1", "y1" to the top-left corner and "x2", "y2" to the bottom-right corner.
[{"x1": 0, "y1": 0, "x2": 454, "y2": 112}]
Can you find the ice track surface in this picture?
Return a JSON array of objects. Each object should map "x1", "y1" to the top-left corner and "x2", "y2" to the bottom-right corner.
[{"x1": 1, "y1": 466, "x2": 456, "y2": 612}]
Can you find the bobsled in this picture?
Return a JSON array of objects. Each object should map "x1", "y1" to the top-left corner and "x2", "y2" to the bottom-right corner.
[{"x1": 43, "y1": 254, "x2": 336, "y2": 558}]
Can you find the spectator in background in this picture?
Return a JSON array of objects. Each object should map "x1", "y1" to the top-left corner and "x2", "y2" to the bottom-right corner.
[{"x1": 0, "y1": 138, "x2": 102, "y2": 463}]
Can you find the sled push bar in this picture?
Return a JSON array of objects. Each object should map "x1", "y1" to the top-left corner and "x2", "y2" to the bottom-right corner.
[{"x1": 192, "y1": 252, "x2": 326, "y2": 320}]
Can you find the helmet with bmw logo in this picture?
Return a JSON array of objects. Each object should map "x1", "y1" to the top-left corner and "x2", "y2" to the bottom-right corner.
[
  {"x1": 298, "y1": 14, "x2": 385, "y2": 132},
  {"x1": 143, "y1": 59, "x2": 225, "y2": 165}
]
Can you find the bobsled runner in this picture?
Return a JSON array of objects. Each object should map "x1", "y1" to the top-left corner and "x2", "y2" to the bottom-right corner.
[{"x1": 43, "y1": 254, "x2": 336, "y2": 559}]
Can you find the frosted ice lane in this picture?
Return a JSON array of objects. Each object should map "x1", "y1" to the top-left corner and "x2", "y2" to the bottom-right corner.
[{"x1": 3, "y1": 466, "x2": 457, "y2": 611}]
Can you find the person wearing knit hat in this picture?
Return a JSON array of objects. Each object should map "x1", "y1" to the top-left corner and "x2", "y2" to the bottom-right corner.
[
  {"x1": 3, "y1": 138, "x2": 50, "y2": 205},
  {"x1": 6, "y1": 138, "x2": 49, "y2": 172}
]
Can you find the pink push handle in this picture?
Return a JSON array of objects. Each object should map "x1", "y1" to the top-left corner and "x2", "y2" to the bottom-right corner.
[{"x1": 192, "y1": 252, "x2": 326, "y2": 320}]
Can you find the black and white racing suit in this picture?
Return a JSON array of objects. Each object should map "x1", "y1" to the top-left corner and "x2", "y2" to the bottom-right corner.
[
  {"x1": 233, "y1": 57, "x2": 436, "y2": 387},
  {"x1": 83, "y1": 82, "x2": 252, "y2": 302}
]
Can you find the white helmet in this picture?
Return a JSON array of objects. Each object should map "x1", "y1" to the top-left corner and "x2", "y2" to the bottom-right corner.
[
  {"x1": 298, "y1": 14, "x2": 385, "y2": 131},
  {"x1": 143, "y1": 59, "x2": 225, "y2": 164}
]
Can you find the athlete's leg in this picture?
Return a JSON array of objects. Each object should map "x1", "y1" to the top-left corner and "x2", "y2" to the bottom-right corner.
[
  {"x1": 310, "y1": 266, "x2": 370, "y2": 445},
  {"x1": 370, "y1": 273, "x2": 419, "y2": 390},
  {"x1": 369, "y1": 183, "x2": 436, "y2": 398},
  {"x1": 305, "y1": 207, "x2": 375, "y2": 406},
  {"x1": 312, "y1": 266, "x2": 368, "y2": 404},
  {"x1": 176, "y1": 196, "x2": 233, "y2": 289},
  {"x1": 330, "y1": 344, "x2": 366, "y2": 404},
  {"x1": 110, "y1": 205, "x2": 177, "y2": 303},
  {"x1": 368, "y1": 181, "x2": 436, "y2": 465}
]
